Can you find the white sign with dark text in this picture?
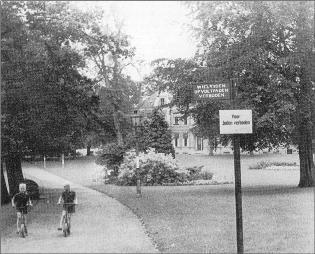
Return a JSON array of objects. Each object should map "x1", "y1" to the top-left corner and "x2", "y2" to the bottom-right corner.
[{"x1": 219, "y1": 110, "x2": 252, "y2": 134}]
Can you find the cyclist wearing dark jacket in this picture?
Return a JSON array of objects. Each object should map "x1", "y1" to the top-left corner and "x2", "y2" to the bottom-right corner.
[
  {"x1": 57, "y1": 183, "x2": 77, "y2": 231},
  {"x1": 12, "y1": 183, "x2": 32, "y2": 234}
]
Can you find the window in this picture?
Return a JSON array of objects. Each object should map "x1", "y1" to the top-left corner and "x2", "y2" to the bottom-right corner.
[
  {"x1": 174, "y1": 117, "x2": 179, "y2": 125},
  {"x1": 183, "y1": 133, "x2": 188, "y2": 147},
  {"x1": 197, "y1": 137, "x2": 203, "y2": 151},
  {"x1": 160, "y1": 98, "x2": 165, "y2": 105},
  {"x1": 174, "y1": 133, "x2": 179, "y2": 147}
]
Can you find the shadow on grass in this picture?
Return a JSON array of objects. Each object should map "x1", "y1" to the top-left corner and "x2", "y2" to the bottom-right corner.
[
  {"x1": 90, "y1": 183, "x2": 313, "y2": 202},
  {"x1": 141, "y1": 183, "x2": 309, "y2": 195},
  {"x1": 189, "y1": 184, "x2": 312, "y2": 197}
]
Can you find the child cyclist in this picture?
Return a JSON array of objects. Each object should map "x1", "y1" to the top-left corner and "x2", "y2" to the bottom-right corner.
[
  {"x1": 57, "y1": 183, "x2": 77, "y2": 231},
  {"x1": 12, "y1": 183, "x2": 33, "y2": 235}
]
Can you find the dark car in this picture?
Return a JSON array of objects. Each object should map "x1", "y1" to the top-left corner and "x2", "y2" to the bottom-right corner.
[{"x1": 23, "y1": 179, "x2": 40, "y2": 200}]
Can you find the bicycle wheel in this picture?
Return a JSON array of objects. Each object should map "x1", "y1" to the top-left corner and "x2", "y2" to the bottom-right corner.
[
  {"x1": 67, "y1": 223, "x2": 70, "y2": 235},
  {"x1": 63, "y1": 222, "x2": 67, "y2": 237},
  {"x1": 67, "y1": 216, "x2": 71, "y2": 235},
  {"x1": 63, "y1": 226, "x2": 67, "y2": 237},
  {"x1": 20, "y1": 224, "x2": 25, "y2": 238}
]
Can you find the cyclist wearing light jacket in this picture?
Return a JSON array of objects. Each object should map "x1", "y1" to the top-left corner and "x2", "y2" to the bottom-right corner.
[{"x1": 57, "y1": 183, "x2": 77, "y2": 231}]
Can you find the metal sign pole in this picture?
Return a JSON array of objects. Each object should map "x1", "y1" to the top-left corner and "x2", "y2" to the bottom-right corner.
[
  {"x1": 134, "y1": 122, "x2": 141, "y2": 198},
  {"x1": 61, "y1": 153, "x2": 65, "y2": 168},
  {"x1": 136, "y1": 138, "x2": 141, "y2": 198},
  {"x1": 130, "y1": 113, "x2": 142, "y2": 198},
  {"x1": 231, "y1": 79, "x2": 244, "y2": 254},
  {"x1": 194, "y1": 78, "x2": 246, "y2": 253},
  {"x1": 233, "y1": 134, "x2": 244, "y2": 253}
]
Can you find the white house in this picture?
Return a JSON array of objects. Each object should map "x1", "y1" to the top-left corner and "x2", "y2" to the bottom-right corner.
[
  {"x1": 136, "y1": 91, "x2": 234, "y2": 155},
  {"x1": 136, "y1": 91, "x2": 296, "y2": 155}
]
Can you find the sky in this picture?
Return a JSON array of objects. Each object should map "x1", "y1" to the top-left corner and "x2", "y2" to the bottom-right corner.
[{"x1": 71, "y1": 1, "x2": 197, "y2": 81}]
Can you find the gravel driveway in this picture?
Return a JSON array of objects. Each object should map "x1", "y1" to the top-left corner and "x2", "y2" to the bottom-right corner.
[{"x1": 1, "y1": 168, "x2": 158, "y2": 253}]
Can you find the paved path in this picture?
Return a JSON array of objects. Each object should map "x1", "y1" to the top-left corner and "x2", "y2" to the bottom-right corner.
[{"x1": 1, "y1": 168, "x2": 158, "y2": 253}]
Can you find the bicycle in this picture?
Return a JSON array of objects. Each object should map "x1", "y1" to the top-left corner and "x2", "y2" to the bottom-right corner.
[
  {"x1": 16, "y1": 205, "x2": 30, "y2": 238},
  {"x1": 59, "y1": 202, "x2": 75, "y2": 237}
]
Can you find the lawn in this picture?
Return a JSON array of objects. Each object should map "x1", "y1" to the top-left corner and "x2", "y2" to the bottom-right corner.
[
  {"x1": 90, "y1": 183, "x2": 314, "y2": 253},
  {"x1": 28, "y1": 153, "x2": 301, "y2": 187},
  {"x1": 22, "y1": 156, "x2": 103, "y2": 186},
  {"x1": 32, "y1": 153, "x2": 313, "y2": 253}
]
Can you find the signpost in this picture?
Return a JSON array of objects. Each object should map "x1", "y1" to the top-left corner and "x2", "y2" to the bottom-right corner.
[
  {"x1": 194, "y1": 79, "x2": 251, "y2": 254},
  {"x1": 43, "y1": 155, "x2": 46, "y2": 169},
  {"x1": 61, "y1": 153, "x2": 65, "y2": 168},
  {"x1": 219, "y1": 110, "x2": 252, "y2": 134},
  {"x1": 219, "y1": 109, "x2": 252, "y2": 254},
  {"x1": 130, "y1": 112, "x2": 143, "y2": 198}
]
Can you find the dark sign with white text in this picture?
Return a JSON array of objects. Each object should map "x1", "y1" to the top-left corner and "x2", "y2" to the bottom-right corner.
[{"x1": 193, "y1": 82, "x2": 231, "y2": 100}]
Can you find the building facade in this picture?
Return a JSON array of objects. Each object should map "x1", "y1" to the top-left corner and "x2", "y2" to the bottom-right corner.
[
  {"x1": 137, "y1": 91, "x2": 232, "y2": 155},
  {"x1": 136, "y1": 91, "x2": 298, "y2": 155}
]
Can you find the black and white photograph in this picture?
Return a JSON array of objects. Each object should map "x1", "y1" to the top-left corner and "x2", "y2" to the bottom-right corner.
[{"x1": 1, "y1": 1, "x2": 314, "y2": 253}]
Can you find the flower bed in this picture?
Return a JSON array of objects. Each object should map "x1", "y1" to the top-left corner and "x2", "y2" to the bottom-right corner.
[
  {"x1": 249, "y1": 161, "x2": 299, "y2": 170},
  {"x1": 94, "y1": 148, "x2": 234, "y2": 186}
]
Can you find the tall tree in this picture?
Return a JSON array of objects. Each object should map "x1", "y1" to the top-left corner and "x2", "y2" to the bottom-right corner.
[
  {"x1": 136, "y1": 109, "x2": 175, "y2": 158},
  {"x1": 71, "y1": 7, "x2": 138, "y2": 145},
  {"x1": 1, "y1": 1, "x2": 99, "y2": 196},
  {"x1": 286, "y1": 1, "x2": 315, "y2": 186},
  {"x1": 186, "y1": 1, "x2": 314, "y2": 186},
  {"x1": 1, "y1": 162, "x2": 10, "y2": 205},
  {"x1": 1, "y1": 1, "x2": 32, "y2": 195},
  {"x1": 145, "y1": 1, "x2": 314, "y2": 186}
]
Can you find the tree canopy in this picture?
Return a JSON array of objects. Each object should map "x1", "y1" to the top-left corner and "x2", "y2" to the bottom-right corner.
[
  {"x1": 1, "y1": 1, "x2": 144, "y2": 198},
  {"x1": 1, "y1": 1, "x2": 101, "y2": 196},
  {"x1": 69, "y1": 6, "x2": 140, "y2": 145},
  {"x1": 1, "y1": 1, "x2": 99, "y2": 158},
  {"x1": 145, "y1": 1, "x2": 314, "y2": 186}
]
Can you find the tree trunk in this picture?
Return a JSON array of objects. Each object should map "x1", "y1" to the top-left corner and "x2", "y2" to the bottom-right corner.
[
  {"x1": 113, "y1": 110, "x2": 123, "y2": 145},
  {"x1": 297, "y1": 57, "x2": 314, "y2": 187},
  {"x1": 1, "y1": 162, "x2": 11, "y2": 205},
  {"x1": 112, "y1": 50, "x2": 124, "y2": 146},
  {"x1": 86, "y1": 143, "x2": 91, "y2": 156},
  {"x1": 208, "y1": 137, "x2": 214, "y2": 156},
  {"x1": 298, "y1": 135, "x2": 314, "y2": 187},
  {"x1": 5, "y1": 152, "x2": 24, "y2": 196}
]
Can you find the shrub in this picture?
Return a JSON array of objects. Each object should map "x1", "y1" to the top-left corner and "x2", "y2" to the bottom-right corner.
[
  {"x1": 117, "y1": 148, "x2": 184, "y2": 186},
  {"x1": 95, "y1": 142, "x2": 127, "y2": 176},
  {"x1": 138, "y1": 110, "x2": 176, "y2": 158},
  {"x1": 185, "y1": 166, "x2": 213, "y2": 181},
  {"x1": 249, "y1": 161, "x2": 298, "y2": 170},
  {"x1": 114, "y1": 148, "x2": 215, "y2": 186},
  {"x1": 249, "y1": 161, "x2": 271, "y2": 169},
  {"x1": 199, "y1": 171, "x2": 214, "y2": 180}
]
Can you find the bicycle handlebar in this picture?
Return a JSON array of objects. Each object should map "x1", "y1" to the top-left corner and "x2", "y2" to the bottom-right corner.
[{"x1": 15, "y1": 204, "x2": 31, "y2": 209}]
